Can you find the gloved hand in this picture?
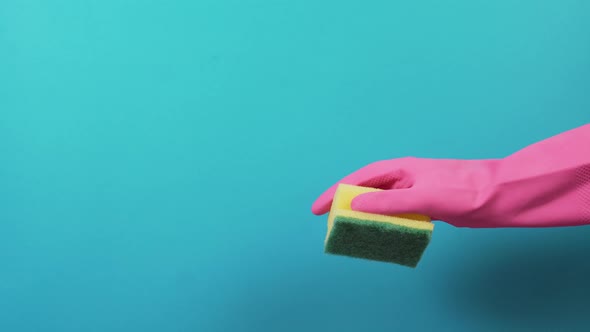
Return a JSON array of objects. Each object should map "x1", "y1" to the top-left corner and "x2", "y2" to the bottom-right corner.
[{"x1": 311, "y1": 123, "x2": 590, "y2": 228}]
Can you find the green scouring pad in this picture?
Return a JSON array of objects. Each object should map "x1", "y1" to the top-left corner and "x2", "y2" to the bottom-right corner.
[{"x1": 324, "y1": 184, "x2": 434, "y2": 268}]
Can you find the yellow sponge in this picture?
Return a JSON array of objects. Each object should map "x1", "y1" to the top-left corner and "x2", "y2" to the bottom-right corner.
[{"x1": 325, "y1": 184, "x2": 434, "y2": 267}]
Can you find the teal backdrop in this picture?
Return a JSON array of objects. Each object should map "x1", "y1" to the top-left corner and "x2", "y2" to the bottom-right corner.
[{"x1": 1, "y1": 1, "x2": 589, "y2": 331}]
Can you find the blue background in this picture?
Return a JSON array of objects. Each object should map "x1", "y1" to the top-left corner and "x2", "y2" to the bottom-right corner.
[{"x1": 1, "y1": 1, "x2": 590, "y2": 331}]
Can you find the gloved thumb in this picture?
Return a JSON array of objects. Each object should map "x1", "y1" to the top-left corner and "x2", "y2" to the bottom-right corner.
[{"x1": 350, "y1": 188, "x2": 443, "y2": 219}]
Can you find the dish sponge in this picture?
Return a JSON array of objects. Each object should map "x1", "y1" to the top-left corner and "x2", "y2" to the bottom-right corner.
[{"x1": 324, "y1": 184, "x2": 434, "y2": 267}]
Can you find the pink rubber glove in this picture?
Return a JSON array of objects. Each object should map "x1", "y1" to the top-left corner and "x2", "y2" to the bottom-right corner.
[{"x1": 311, "y1": 123, "x2": 590, "y2": 228}]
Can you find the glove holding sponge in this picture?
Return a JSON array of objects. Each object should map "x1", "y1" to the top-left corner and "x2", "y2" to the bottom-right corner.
[{"x1": 314, "y1": 123, "x2": 590, "y2": 267}]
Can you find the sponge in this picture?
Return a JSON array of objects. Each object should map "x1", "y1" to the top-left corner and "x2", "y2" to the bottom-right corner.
[{"x1": 324, "y1": 184, "x2": 434, "y2": 267}]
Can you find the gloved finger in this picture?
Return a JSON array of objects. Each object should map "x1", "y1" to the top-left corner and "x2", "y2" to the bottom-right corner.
[
  {"x1": 350, "y1": 188, "x2": 443, "y2": 219},
  {"x1": 311, "y1": 160, "x2": 414, "y2": 216}
]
